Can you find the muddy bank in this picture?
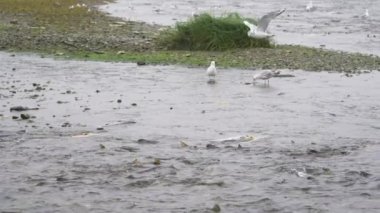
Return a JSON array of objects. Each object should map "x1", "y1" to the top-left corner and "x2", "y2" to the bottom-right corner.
[
  {"x1": 0, "y1": 0, "x2": 380, "y2": 71},
  {"x1": 1, "y1": 52, "x2": 379, "y2": 212}
]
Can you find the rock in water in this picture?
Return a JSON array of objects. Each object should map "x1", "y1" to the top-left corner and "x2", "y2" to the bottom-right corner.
[{"x1": 20, "y1": 113, "x2": 30, "y2": 120}]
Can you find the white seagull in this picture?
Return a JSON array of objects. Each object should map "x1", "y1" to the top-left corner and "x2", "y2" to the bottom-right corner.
[
  {"x1": 306, "y1": 1, "x2": 315, "y2": 12},
  {"x1": 253, "y1": 70, "x2": 279, "y2": 86},
  {"x1": 243, "y1": 9, "x2": 286, "y2": 38},
  {"x1": 364, "y1": 9, "x2": 369, "y2": 18},
  {"x1": 206, "y1": 61, "x2": 217, "y2": 81}
]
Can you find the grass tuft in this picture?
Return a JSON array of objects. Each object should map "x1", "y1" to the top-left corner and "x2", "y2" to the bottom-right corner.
[{"x1": 157, "y1": 13, "x2": 271, "y2": 51}]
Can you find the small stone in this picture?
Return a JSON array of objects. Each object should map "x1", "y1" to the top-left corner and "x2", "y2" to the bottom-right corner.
[
  {"x1": 131, "y1": 103, "x2": 137, "y2": 106},
  {"x1": 99, "y1": 144, "x2": 106, "y2": 149},
  {"x1": 206, "y1": 144, "x2": 218, "y2": 149},
  {"x1": 61, "y1": 122, "x2": 71, "y2": 127},
  {"x1": 211, "y1": 204, "x2": 221, "y2": 212},
  {"x1": 12, "y1": 68, "x2": 16, "y2": 71},
  {"x1": 56, "y1": 176, "x2": 67, "y2": 182},
  {"x1": 136, "y1": 61, "x2": 146, "y2": 66},
  {"x1": 96, "y1": 90, "x2": 100, "y2": 93},
  {"x1": 153, "y1": 159, "x2": 161, "y2": 165},
  {"x1": 20, "y1": 113, "x2": 30, "y2": 120},
  {"x1": 96, "y1": 127, "x2": 104, "y2": 131},
  {"x1": 307, "y1": 149, "x2": 318, "y2": 154},
  {"x1": 10, "y1": 20, "x2": 18, "y2": 25},
  {"x1": 360, "y1": 171, "x2": 371, "y2": 178},
  {"x1": 12, "y1": 116, "x2": 19, "y2": 120},
  {"x1": 117, "y1": 99, "x2": 122, "y2": 103}
]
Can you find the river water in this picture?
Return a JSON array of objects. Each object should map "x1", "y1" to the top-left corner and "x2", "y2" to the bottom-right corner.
[
  {"x1": 1, "y1": 51, "x2": 379, "y2": 212},
  {"x1": 100, "y1": 0, "x2": 380, "y2": 56}
]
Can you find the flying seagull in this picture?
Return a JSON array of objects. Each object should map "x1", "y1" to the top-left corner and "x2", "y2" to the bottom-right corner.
[
  {"x1": 253, "y1": 70, "x2": 279, "y2": 86},
  {"x1": 243, "y1": 9, "x2": 286, "y2": 38},
  {"x1": 206, "y1": 61, "x2": 217, "y2": 82}
]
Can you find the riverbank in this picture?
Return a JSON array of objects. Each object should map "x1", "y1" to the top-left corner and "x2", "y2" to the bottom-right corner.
[{"x1": 1, "y1": 0, "x2": 379, "y2": 72}]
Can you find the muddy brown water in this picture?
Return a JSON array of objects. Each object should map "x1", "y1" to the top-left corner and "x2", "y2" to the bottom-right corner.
[
  {"x1": 1, "y1": 52, "x2": 380, "y2": 212},
  {"x1": 101, "y1": 0, "x2": 380, "y2": 56}
]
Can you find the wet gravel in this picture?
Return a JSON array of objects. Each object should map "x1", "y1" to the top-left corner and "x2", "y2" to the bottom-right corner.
[{"x1": 0, "y1": 52, "x2": 379, "y2": 212}]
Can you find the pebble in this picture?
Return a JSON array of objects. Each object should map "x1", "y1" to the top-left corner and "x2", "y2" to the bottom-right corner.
[
  {"x1": 136, "y1": 61, "x2": 146, "y2": 66},
  {"x1": 20, "y1": 113, "x2": 30, "y2": 120}
]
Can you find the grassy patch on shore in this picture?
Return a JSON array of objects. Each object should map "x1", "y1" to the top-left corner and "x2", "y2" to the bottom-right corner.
[
  {"x1": 157, "y1": 13, "x2": 270, "y2": 51},
  {"x1": 0, "y1": 0, "x2": 380, "y2": 72}
]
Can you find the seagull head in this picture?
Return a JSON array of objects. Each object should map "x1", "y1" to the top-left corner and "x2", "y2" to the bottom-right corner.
[{"x1": 210, "y1": 61, "x2": 215, "y2": 66}]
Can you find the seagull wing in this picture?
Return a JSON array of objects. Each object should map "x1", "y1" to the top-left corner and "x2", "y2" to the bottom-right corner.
[
  {"x1": 257, "y1": 9, "x2": 285, "y2": 32},
  {"x1": 243, "y1": 20, "x2": 257, "y2": 31}
]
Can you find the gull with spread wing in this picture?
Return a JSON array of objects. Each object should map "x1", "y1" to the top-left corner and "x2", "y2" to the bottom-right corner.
[{"x1": 243, "y1": 9, "x2": 286, "y2": 39}]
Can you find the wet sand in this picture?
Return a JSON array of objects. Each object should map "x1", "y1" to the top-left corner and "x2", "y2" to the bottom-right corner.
[
  {"x1": 1, "y1": 52, "x2": 379, "y2": 212},
  {"x1": 101, "y1": 0, "x2": 380, "y2": 56}
]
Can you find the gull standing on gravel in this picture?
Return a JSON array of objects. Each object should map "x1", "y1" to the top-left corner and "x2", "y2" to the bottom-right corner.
[
  {"x1": 243, "y1": 9, "x2": 286, "y2": 38},
  {"x1": 253, "y1": 70, "x2": 279, "y2": 86},
  {"x1": 206, "y1": 61, "x2": 217, "y2": 82}
]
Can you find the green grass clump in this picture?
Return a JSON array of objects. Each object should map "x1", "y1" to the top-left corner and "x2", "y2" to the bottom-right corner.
[{"x1": 157, "y1": 13, "x2": 271, "y2": 51}]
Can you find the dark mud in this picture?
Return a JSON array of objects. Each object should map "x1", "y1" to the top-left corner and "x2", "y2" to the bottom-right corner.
[{"x1": 1, "y1": 52, "x2": 379, "y2": 212}]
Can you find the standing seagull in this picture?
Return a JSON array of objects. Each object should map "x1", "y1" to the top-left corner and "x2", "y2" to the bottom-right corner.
[
  {"x1": 253, "y1": 70, "x2": 278, "y2": 86},
  {"x1": 243, "y1": 9, "x2": 286, "y2": 38},
  {"x1": 364, "y1": 9, "x2": 369, "y2": 18},
  {"x1": 306, "y1": 1, "x2": 314, "y2": 12},
  {"x1": 206, "y1": 61, "x2": 217, "y2": 82}
]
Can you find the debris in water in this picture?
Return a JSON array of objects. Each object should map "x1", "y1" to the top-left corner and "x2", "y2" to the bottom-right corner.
[
  {"x1": 180, "y1": 140, "x2": 189, "y2": 147},
  {"x1": 136, "y1": 138, "x2": 159, "y2": 144},
  {"x1": 10, "y1": 106, "x2": 39, "y2": 112},
  {"x1": 99, "y1": 144, "x2": 106, "y2": 149},
  {"x1": 215, "y1": 134, "x2": 256, "y2": 143}
]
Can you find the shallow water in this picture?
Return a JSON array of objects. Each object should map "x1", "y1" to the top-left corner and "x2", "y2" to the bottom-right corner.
[
  {"x1": 1, "y1": 52, "x2": 379, "y2": 212},
  {"x1": 100, "y1": 0, "x2": 380, "y2": 56}
]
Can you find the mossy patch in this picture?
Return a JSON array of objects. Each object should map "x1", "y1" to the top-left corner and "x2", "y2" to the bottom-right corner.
[{"x1": 157, "y1": 13, "x2": 270, "y2": 51}]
